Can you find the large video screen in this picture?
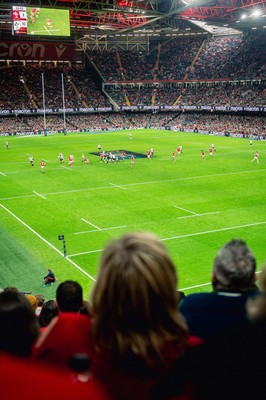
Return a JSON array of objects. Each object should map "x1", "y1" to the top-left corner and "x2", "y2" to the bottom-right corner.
[{"x1": 12, "y1": 6, "x2": 70, "y2": 37}]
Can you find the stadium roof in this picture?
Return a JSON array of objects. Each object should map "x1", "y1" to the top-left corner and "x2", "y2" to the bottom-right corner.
[{"x1": 0, "y1": 0, "x2": 265, "y2": 41}]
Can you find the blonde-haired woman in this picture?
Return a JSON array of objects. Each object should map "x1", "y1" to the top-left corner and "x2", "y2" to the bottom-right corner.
[{"x1": 88, "y1": 232, "x2": 200, "y2": 399}]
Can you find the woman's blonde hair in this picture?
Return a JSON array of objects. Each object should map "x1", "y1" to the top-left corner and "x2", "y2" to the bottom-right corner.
[
  {"x1": 247, "y1": 264, "x2": 266, "y2": 321},
  {"x1": 91, "y1": 232, "x2": 188, "y2": 370}
]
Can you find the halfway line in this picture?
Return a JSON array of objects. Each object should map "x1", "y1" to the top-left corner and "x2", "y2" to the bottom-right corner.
[{"x1": 0, "y1": 203, "x2": 95, "y2": 282}]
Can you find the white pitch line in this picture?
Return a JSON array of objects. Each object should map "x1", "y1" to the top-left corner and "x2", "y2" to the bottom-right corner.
[
  {"x1": 162, "y1": 221, "x2": 266, "y2": 242},
  {"x1": 81, "y1": 218, "x2": 101, "y2": 230},
  {"x1": 179, "y1": 270, "x2": 262, "y2": 292},
  {"x1": 0, "y1": 172, "x2": 6, "y2": 176},
  {"x1": 0, "y1": 203, "x2": 95, "y2": 282},
  {"x1": 74, "y1": 225, "x2": 127, "y2": 235},
  {"x1": 173, "y1": 205, "x2": 198, "y2": 215},
  {"x1": 1, "y1": 168, "x2": 266, "y2": 202},
  {"x1": 68, "y1": 248, "x2": 104, "y2": 257},
  {"x1": 109, "y1": 182, "x2": 127, "y2": 190},
  {"x1": 176, "y1": 211, "x2": 220, "y2": 220},
  {"x1": 0, "y1": 194, "x2": 37, "y2": 201},
  {"x1": 33, "y1": 191, "x2": 47, "y2": 200},
  {"x1": 70, "y1": 221, "x2": 266, "y2": 258},
  {"x1": 179, "y1": 282, "x2": 212, "y2": 291}
]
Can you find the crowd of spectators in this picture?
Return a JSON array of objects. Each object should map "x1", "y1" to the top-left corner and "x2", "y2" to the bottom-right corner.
[
  {"x1": 0, "y1": 33, "x2": 265, "y2": 113},
  {"x1": 187, "y1": 35, "x2": 243, "y2": 79},
  {"x1": 104, "y1": 82, "x2": 266, "y2": 108},
  {"x1": 1, "y1": 233, "x2": 266, "y2": 399},
  {"x1": 0, "y1": 112, "x2": 265, "y2": 138},
  {"x1": 0, "y1": 33, "x2": 265, "y2": 138},
  {"x1": 0, "y1": 63, "x2": 108, "y2": 111},
  {"x1": 90, "y1": 33, "x2": 265, "y2": 83}
]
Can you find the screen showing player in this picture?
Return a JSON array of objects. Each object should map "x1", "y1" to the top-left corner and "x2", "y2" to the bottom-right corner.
[{"x1": 12, "y1": 6, "x2": 70, "y2": 37}]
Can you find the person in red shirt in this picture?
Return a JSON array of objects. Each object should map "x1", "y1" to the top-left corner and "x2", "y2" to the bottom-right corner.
[
  {"x1": 121, "y1": 151, "x2": 126, "y2": 160},
  {"x1": 40, "y1": 160, "x2": 45, "y2": 173},
  {"x1": 147, "y1": 150, "x2": 151, "y2": 159},
  {"x1": 251, "y1": 151, "x2": 259, "y2": 164},
  {"x1": 100, "y1": 152, "x2": 105, "y2": 163},
  {"x1": 32, "y1": 281, "x2": 92, "y2": 369},
  {"x1": 130, "y1": 154, "x2": 135, "y2": 167},
  {"x1": 201, "y1": 150, "x2": 205, "y2": 160},
  {"x1": 68, "y1": 155, "x2": 73, "y2": 167},
  {"x1": 177, "y1": 146, "x2": 181, "y2": 156},
  {"x1": 46, "y1": 18, "x2": 52, "y2": 27},
  {"x1": 209, "y1": 147, "x2": 213, "y2": 157}
]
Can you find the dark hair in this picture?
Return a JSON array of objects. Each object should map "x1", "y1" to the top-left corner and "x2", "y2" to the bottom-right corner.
[
  {"x1": 56, "y1": 281, "x2": 83, "y2": 312},
  {"x1": 0, "y1": 291, "x2": 40, "y2": 357},
  {"x1": 38, "y1": 300, "x2": 59, "y2": 327},
  {"x1": 79, "y1": 300, "x2": 91, "y2": 316}
]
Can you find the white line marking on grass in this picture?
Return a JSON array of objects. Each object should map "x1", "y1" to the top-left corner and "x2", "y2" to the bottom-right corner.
[
  {"x1": 109, "y1": 182, "x2": 127, "y2": 190},
  {"x1": 44, "y1": 25, "x2": 52, "y2": 35},
  {"x1": 173, "y1": 206, "x2": 198, "y2": 215},
  {"x1": 60, "y1": 165, "x2": 70, "y2": 170},
  {"x1": 176, "y1": 211, "x2": 220, "y2": 220},
  {"x1": 74, "y1": 225, "x2": 126, "y2": 235},
  {"x1": 162, "y1": 221, "x2": 266, "y2": 242},
  {"x1": 179, "y1": 282, "x2": 212, "y2": 291},
  {"x1": 179, "y1": 270, "x2": 262, "y2": 292},
  {"x1": 1, "y1": 168, "x2": 266, "y2": 202},
  {"x1": 0, "y1": 203, "x2": 95, "y2": 282},
  {"x1": 81, "y1": 218, "x2": 101, "y2": 230},
  {"x1": 71, "y1": 221, "x2": 266, "y2": 257},
  {"x1": 68, "y1": 249, "x2": 104, "y2": 257},
  {"x1": 0, "y1": 194, "x2": 37, "y2": 201},
  {"x1": 33, "y1": 191, "x2": 47, "y2": 200},
  {"x1": 0, "y1": 172, "x2": 6, "y2": 176}
]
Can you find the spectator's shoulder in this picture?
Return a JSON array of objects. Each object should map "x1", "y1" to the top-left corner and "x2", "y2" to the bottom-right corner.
[{"x1": 180, "y1": 292, "x2": 216, "y2": 311}]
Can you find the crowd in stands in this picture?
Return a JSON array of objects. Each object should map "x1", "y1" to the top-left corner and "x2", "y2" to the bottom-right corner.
[
  {"x1": 90, "y1": 33, "x2": 265, "y2": 83},
  {"x1": 0, "y1": 63, "x2": 108, "y2": 111},
  {"x1": 187, "y1": 35, "x2": 243, "y2": 80},
  {"x1": 105, "y1": 82, "x2": 266, "y2": 108},
  {"x1": 0, "y1": 33, "x2": 265, "y2": 113},
  {"x1": 1, "y1": 232, "x2": 266, "y2": 399},
  {"x1": 0, "y1": 112, "x2": 265, "y2": 138}
]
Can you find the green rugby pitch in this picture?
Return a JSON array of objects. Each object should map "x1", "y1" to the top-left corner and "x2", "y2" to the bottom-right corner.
[{"x1": 0, "y1": 129, "x2": 265, "y2": 299}]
